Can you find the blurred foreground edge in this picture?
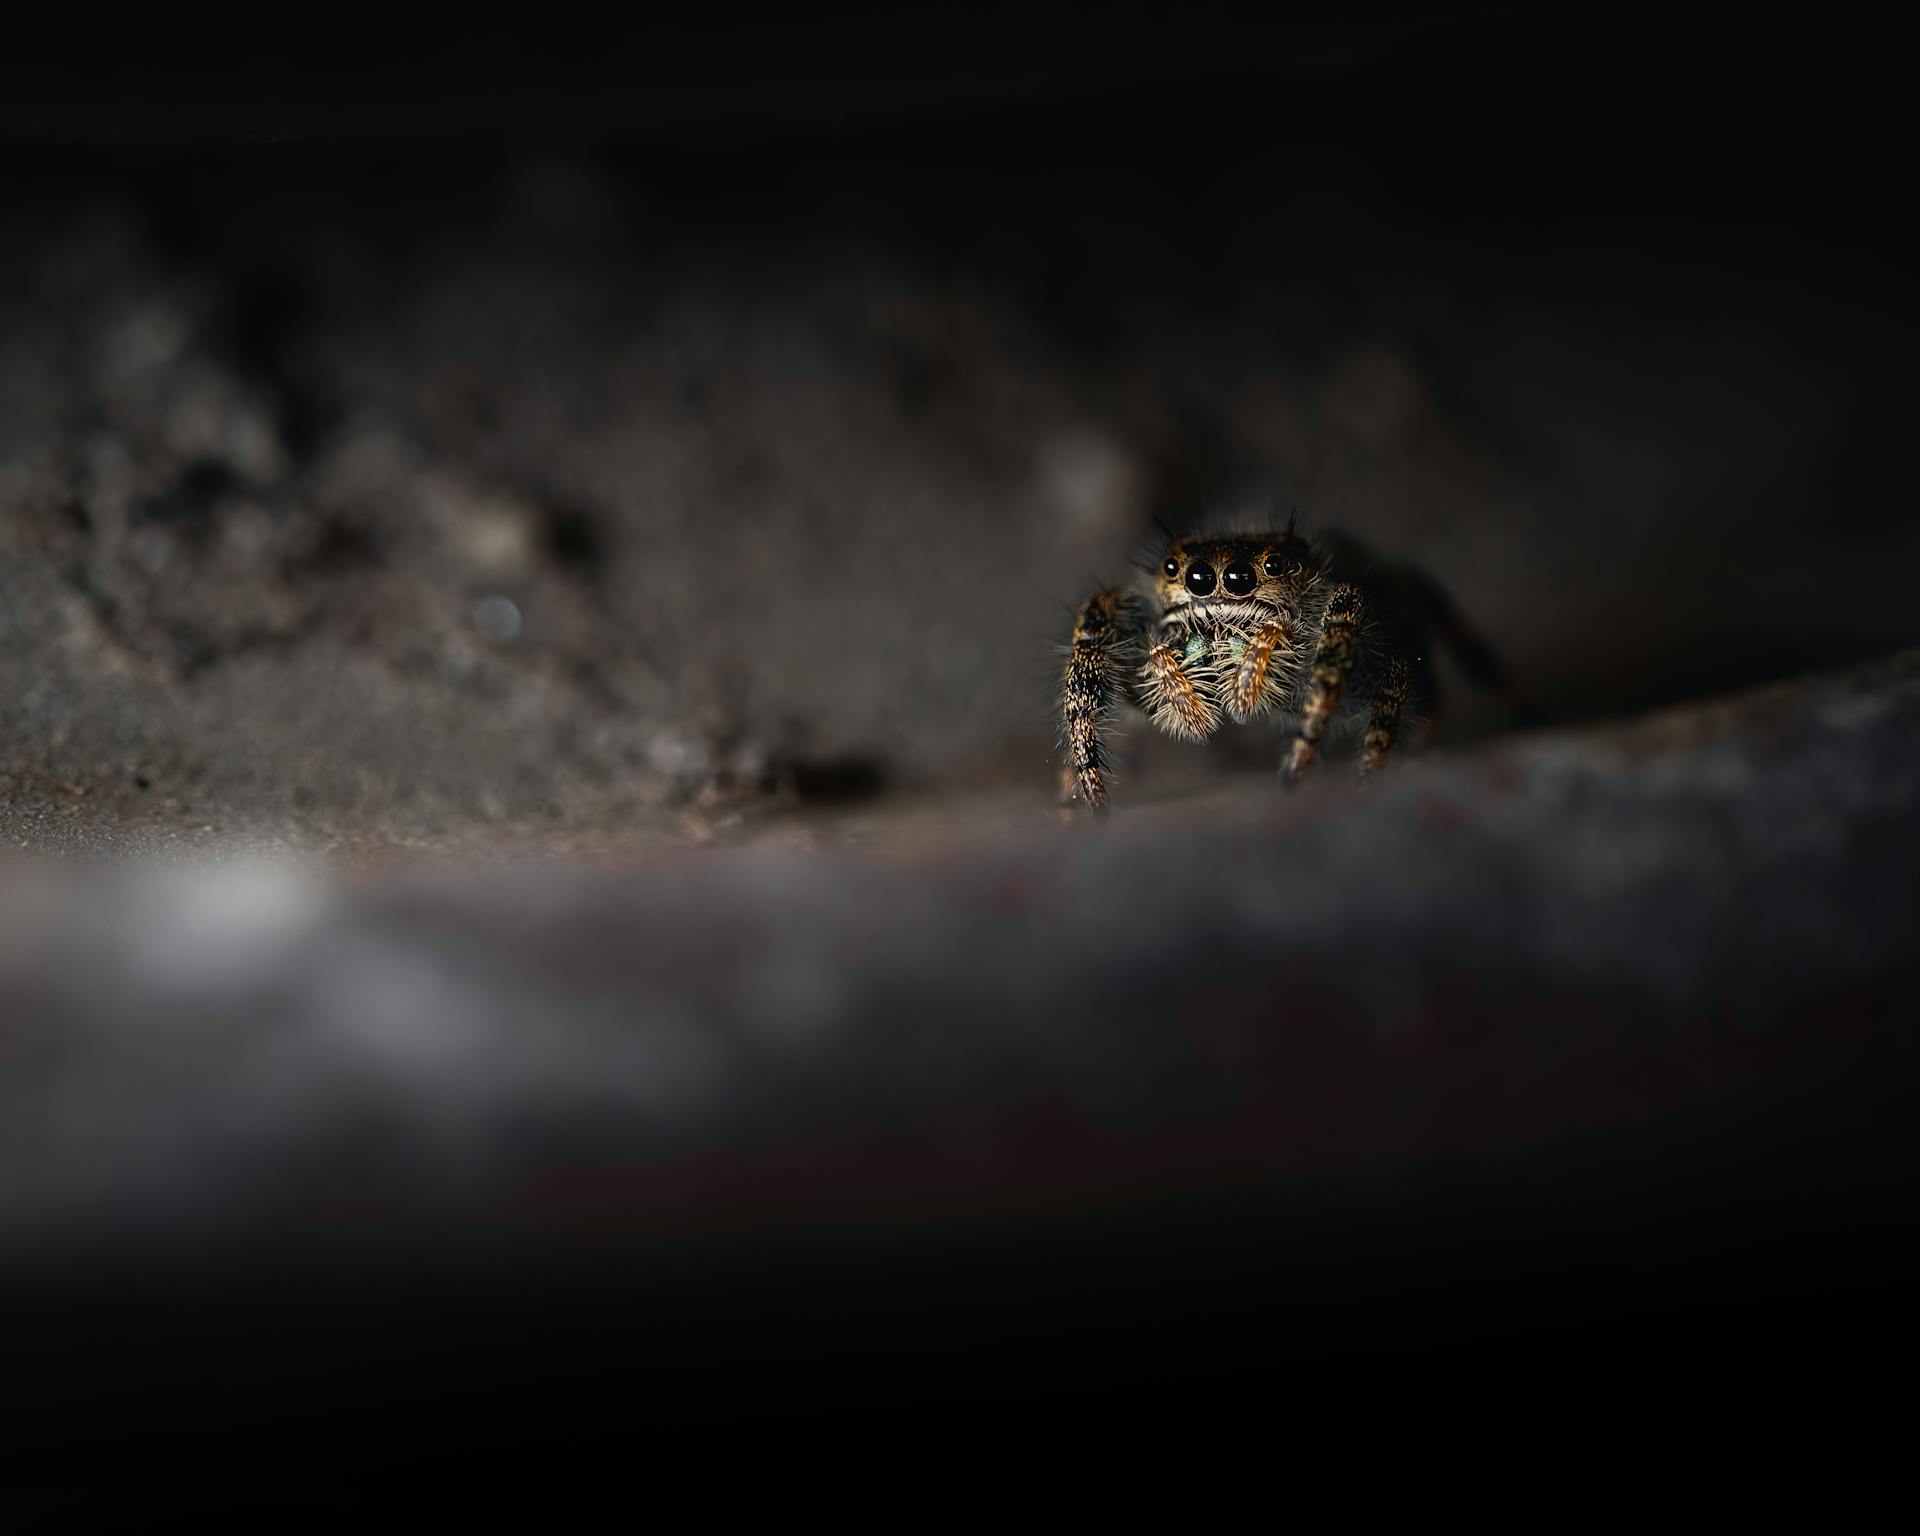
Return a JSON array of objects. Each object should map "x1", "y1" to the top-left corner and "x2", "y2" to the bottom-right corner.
[{"x1": 3, "y1": 652, "x2": 1919, "y2": 1450}]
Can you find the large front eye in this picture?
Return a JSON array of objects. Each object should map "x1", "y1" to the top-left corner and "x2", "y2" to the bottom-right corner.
[
  {"x1": 1184, "y1": 561, "x2": 1216, "y2": 596},
  {"x1": 1222, "y1": 560, "x2": 1257, "y2": 596}
]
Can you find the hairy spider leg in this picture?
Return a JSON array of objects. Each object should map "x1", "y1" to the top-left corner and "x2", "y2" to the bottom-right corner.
[
  {"x1": 1283, "y1": 582, "x2": 1365, "y2": 784},
  {"x1": 1060, "y1": 589, "x2": 1139, "y2": 811},
  {"x1": 1224, "y1": 617, "x2": 1297, "y2": 723},
  {"x1": 1359, "y1": 653, "x2": 1411, "y2": 781},
  {"x1": 1138, "y1": 626, "x2": 1222, "y2": 742}
]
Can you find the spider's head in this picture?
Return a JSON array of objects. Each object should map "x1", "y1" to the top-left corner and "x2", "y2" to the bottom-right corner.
[{"x1": 1156, "y1": 532, "x2": 1312, "y2": 617}]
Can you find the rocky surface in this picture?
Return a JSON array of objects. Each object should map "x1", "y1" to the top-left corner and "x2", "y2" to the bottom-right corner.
[{"x1": 6, "y1": 134, "x2": 1919, "y2": 853}]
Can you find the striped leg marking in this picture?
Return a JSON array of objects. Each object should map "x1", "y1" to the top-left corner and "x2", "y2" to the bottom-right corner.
[
  {"x1": 1139, "y1": 635, "x2": 1220, "y2": 742},
  {"x1": 1283, "y1": 584, "x2": 1364, "y2": 784},
  {"x1": 1061, "y1": 590, "x2": 1131, "y2": 810},
  {"x1": 1226, "y1": 619, "x2": 1295, "y2": 723},
  {"x1": 1359, "y1": 655, "x2": 1410, "y2": 781}
]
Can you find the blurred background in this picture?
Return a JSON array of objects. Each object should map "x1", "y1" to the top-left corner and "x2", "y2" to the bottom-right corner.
[
  {"x1": 3, "y1": 12, "x2": 1918, "y2": 1466},
  {"x1": 5, "y1": 14, "x2": 1916, "y2": 842}
]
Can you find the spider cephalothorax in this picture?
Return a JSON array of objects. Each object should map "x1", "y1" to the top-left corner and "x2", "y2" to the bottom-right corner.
[{"x1": 1060, "y1": 525, "x2": 1507, "y2": 810}]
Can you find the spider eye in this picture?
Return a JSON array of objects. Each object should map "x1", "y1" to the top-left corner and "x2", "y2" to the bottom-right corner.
[
  {"x1": 1222, "y1": 560, "x2": 1258, "y2": 596},
  {"x1": 1163, "y1": 557, "x2": 1180, "y2": 578},
  {"x1": 1184, "y1": 562, "x2": 1216, "y2": 596},
  {"x1": 1263, "y1": 552, "x2": 1286, "y2": 578}
]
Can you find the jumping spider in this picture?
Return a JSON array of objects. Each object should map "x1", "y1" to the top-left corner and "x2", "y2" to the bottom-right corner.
[{"x1": 1059, "y1": 524, "x2": 1510, "y2": 810}]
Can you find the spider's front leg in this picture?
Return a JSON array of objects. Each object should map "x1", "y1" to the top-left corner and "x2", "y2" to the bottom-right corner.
[
  {"x1": 1060, "y1": 589, "x2": 1143, "y2": 811},
  {"x1": 1138, "y1": 622, "x2": 1221, "y2": 743},
  {"x1": 1283, "y1": 583, "x2": 1365, "y2": 784},
  {"x1": 1224, "y1": 617, "x2": 1298, "y2": 724}
]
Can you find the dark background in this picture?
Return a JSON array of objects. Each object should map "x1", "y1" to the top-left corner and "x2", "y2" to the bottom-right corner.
[
  {"x1": 4, "y1": 12, "x2": 1917, "y2": 1471},
  {"x1": 5, "y1": 12, "x2": 1916, "y2": 840}
]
